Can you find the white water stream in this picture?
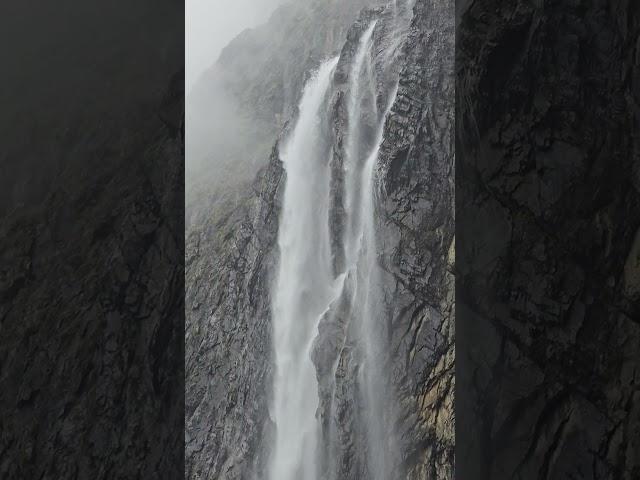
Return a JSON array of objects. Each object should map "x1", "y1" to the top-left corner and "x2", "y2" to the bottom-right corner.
[
  {"x1": 340, "y1": 20, "x2": 401, "y2": 480},
  {"x1": 269, "y1": 5, "x2": 410, "y2": 479},
  {"x1": 269, "y1": 57, "x2": 341, "y2": 480}
]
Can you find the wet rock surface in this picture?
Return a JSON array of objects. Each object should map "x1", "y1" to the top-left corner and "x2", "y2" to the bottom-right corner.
[
  {"x1": 457, "y1": 0, "x2": 640, "y2": 478},
  {"x1": 185, "y1": 148, "x2": 283, "y2": 479},
  {"x1": 377, "y1": 1, "x2": 455, "y2": 477}
]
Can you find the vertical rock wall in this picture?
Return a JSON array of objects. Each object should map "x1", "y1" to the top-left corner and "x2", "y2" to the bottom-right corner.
[{"x1": 377, "y1": 1, "x2": 455, "y2": 477}]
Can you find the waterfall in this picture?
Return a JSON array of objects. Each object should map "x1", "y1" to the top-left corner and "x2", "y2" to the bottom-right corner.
[
  {"x1": 269, "y1": 56, "x2": 341, "y2": 480},
  {"x1": 356, "y1": 81, "x2": 399, "y2": 480},
  {"x1": 340, "y1": 19, "x2": 401, "y2": 480},
  {"x1": 269, "y1": 4, "x2": 411, "y2": 479},
  {"x1": 343, "y1": 21, "x2": 377, "y2": 267}
]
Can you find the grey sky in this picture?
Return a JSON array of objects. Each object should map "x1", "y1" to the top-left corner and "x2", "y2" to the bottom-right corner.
[{"x1": 186, "y1": 0, "x2": 283, "y2": 93}]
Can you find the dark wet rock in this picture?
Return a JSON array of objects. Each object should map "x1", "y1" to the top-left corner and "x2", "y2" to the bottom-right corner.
[
  {"x1": 376, "y1": 1, "x2": 455, "y2": 477},
  {"x1": 185, "y1": 146, "x2": 283, "y2": 480}
]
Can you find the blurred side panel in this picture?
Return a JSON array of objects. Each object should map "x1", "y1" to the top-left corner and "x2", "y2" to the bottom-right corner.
[
  {"x1": 0, "y1": 1, "x2": 184, "y2": 478},
  {"x1": 456, "y1": 0, "x2": 640, "y2": 478}
]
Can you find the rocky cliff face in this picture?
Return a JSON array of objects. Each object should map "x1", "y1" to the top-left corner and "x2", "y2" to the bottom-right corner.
[
  {"x1": 377, "y1": 2, "x2": 454, "y2": 477},
  {"x1": 185, "y1": 149, "x2": 283, "y2": 479},
  {"x1": 457, "y1": 0, "x2": 640, "y2": 478},
  {"x1": 185, "y1": 0, "x2": 453, "y2": 478}
]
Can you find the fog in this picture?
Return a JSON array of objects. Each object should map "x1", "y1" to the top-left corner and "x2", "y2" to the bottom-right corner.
[
  {"x1": 186, "y1": 0, "x2": 283, "y2": 92},
  {"x1": 186, "y1": 0, "x2": 289, "y2": 229},
  {"x1": 185, "y1": 0, "x2": 376, "y2": 229}
]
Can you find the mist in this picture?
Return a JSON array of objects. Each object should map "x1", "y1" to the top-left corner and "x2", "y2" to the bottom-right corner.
[
  {"x1": 186, "y1": 0, "x2": 283, "y2": 93},
  {"x1": 186, "y1": 0, "x2": 287, "y2": 228},
  {"x1": 185, "y1": 0, "x2": 379, "y2": 230}
]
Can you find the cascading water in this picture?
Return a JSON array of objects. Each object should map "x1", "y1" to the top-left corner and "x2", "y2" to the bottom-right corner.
[
  {"x1": 343, "y1": 21, "x2": 378, "y2": 266},
  {"x1": 338, "y1": 17, "x2": 402, "y2": 480},
  {"x1": 269, "y1": 3, "x2": 412, "y2": 479},
  {"x1": 355, "y1": 81, "x2": 400, "y2": 480},
  {"x1": 269, "y1": 57, "x2": 341, "y2": 480}
]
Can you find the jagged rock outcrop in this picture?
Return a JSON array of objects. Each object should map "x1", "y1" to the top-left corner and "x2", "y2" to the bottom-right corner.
[
  {"x1": 185, "y1": 146, "x2": 283, "y2": 479},
  {"x1": 457, "y1": 0, "x2": 640, "y2": 478},
  {"x1": 377, "y1": 1, "x2": 455, "y2": 477},
  {"x1": 185, "y1": 0, "x2": 455, "y2": 478}
]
